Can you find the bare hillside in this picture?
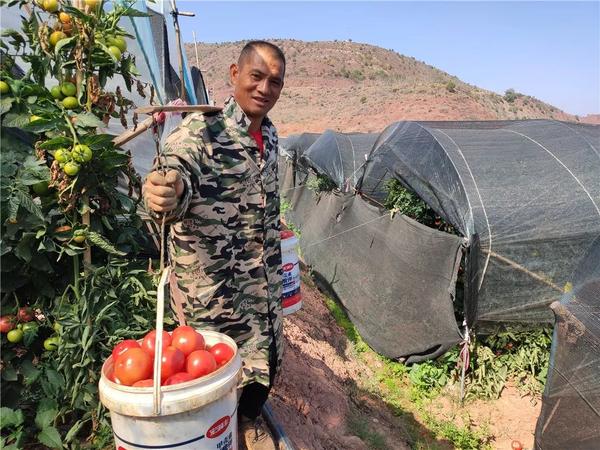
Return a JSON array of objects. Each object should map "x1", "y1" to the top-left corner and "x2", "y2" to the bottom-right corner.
[{"x1": 186, "y1": 40, "x2": 598, "y2": 135}]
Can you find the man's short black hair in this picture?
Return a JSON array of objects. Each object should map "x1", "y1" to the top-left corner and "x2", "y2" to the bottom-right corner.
[{"x1": 239, "y1": 40, "x2": 286, "y2": 74}]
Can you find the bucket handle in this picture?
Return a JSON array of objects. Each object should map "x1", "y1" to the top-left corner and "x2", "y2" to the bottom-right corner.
[{"x1": 152, "y1": 267, "x2": 170, "y2": 415}]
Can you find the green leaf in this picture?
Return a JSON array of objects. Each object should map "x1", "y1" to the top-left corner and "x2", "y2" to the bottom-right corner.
[
  {"x1": 1, "y1": 366, "x2": 18, "y2": 382},
  {"x1": 20, "y1": 360, "x2": 41, "y2": 385},
  {"x1": 61, "y1": 5, "x2": 94, "y2": 22},
  {"x1": 2, "y1": 112, "x2": 29, "y2": 128},
  {"x1": 82, "y1": 133, "x2": 115, "y2": 150},
  {"x1": 1, "y1": 96, "x2": 14, "y2": 115},
  {"x1": 37, "y1": 426, "x2": 62, "y2": 449},
  {"x1": 54, "y1": 36, "x2": 76, "y2": 55},
  {"x1": 8, "y1": 194, "x2": 20, "y2": 220},
  {"x1": 0, "y1": 407, "x2": 24, "y2": 429},
  {"x1": 14, "y1": 189, "x2": 44, "y2": 221},
  {"x1": 87, "y1": 231, "x2": 126, "y2": 256},
  {"x1": 22, "y1": 117, "x2": 64, "y2": 133},
  {"x1": 120, "y1": 8, "x2": 151, "y2": 17},
  {"x1": 64, "y1": 420, "x2": 85, "y2": 444},
  {"x1": 15, "y1": 232, "x2": 36, "y2": 262},
  {"x1": 39, "y1": 136, "x2": 72, "y2": 150},
  {"x1": 73, "y1": 112, "x2": 105, "y2": 129},
  {"x1": 44, "y1": 369, "x2": 64, "y2": 395},
  {"x1": 35, "y1": 399, "x2": 58, "y2": 430}
]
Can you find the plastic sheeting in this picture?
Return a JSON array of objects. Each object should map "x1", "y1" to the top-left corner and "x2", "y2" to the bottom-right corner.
[
  {"x1": 302, "y1": 130, "x2": 378, "y2": 191},
  {"x1": 280, "y1": 160, "x2": 465, "y2": 362},
  {"x1": 281, "y1": 119, "x2": 599, "y2": 360},
  {"x1": 356, "y1": 120, "x2": 600, "y2": 327},
  {"x1": 534, "y1": 236, "x2": 600, "y2": 449}
]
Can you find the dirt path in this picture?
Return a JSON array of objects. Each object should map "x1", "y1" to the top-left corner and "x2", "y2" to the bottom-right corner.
[{"x1": 269, "y1": 271, "x2": 541, "y2": 449}]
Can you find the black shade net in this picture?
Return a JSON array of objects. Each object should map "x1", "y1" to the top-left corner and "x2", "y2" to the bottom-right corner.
[
  {"x1": 279, "y1": 161, "x2": 465, "y2": 363},
  {"x1": 534, "y1": 235, "x2": 600, "y2": 449},
  {"x1": 279, "y1": 119, "x2": 599, "y2": 361}
]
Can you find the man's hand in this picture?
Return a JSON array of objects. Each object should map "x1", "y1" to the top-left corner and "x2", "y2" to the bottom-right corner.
[{"x1": 143, "y1": 169, "x2": 184, "y2": 214}]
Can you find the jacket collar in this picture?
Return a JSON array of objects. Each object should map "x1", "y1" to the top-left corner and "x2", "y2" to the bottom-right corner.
[
  {"x1": 223, "y1": 96, "x2": 274, "y2": 137},
  {"x1": 223, "y1": 96, "x2": 277, "y2": 166}
]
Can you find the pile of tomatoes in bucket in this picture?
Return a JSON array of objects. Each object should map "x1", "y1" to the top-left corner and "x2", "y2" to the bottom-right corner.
[{"x1": 106, "y1": 326, "x2": 234, "y2": 387}]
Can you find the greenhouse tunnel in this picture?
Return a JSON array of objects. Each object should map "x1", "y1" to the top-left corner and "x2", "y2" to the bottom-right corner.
[{"x1": 280, "y1": 119, "x2": 600, "y2": 362}]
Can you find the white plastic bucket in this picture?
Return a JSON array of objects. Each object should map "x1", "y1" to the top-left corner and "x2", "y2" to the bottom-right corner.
[
  {"x1": 99, "y1": 330, "x2": 242, "y2": 450},
  {"x1": 281, "y1": 230, "x2": 302, "y2": 315}
]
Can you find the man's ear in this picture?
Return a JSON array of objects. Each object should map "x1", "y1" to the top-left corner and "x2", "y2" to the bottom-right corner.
[{"x1": 229, "y1": 63, "x2": 239, "y2": 86}]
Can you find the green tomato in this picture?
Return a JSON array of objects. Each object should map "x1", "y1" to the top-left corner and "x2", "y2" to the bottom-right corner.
[
  {"x1": 7, "y1": 329, "x2": 23, "y2": 343},
  {"x1": 50, "y1": 85, "x2": 63, "y2": 99},
  {"x1": 43, "y1": 0, "x2": 58, "y2": 13},
  {"x1": 107, "y1": 45, "x2": 122, "y2": 60},
  {"x1": 0, "y1": 80, "x2": 10, "y2": 95},
  {"x1": 49, "y1": 31, "x2": 67, "y2": 47},
  {"x1": 53, "y1": 322, "x2": 62, "y2": 333},
  {"x1": 54, "y1": 148, "x2": 70, "y2": 163},
  {"x1": 63, "y1": 162, "x2": 80, "y2": 177},
  {"x1": 44, "y1": 336, "x2": 59, "y2": 351},
  {"x1": 71, "y1": 144, "x2": 93, "y2": 163},
  {"x1": 73, "y1": 230, "x2": 86, "y2": 244},
  {"x1": 107, "y1": 36, "x2": 127, "y2": 53},
  {"x1": 32, "y1": 181, "x2": 50, "y2": 195},
  {"x1": 62, "y1": 96, "x2": 79, "y2": 110},
  {"x1": 85, "y1": 0, "x2": 101, "y2": 9},
  {"x1": 22, "y1": 322, "x2": 38, "y2": 332},
  {"x1": 60, "y1": 82, "x2": 77, "y2": 97}
]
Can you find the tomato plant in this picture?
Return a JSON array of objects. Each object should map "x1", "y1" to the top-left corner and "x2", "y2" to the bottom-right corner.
[
  {"x1": 171, "y1": 325, "x2": 205, "y2": 356},
  {"x1": 186, "y1": 350, "x2": 217, "y2": 379},
  {"x1": 209, "y1": 343, "x2": 234, "y2": 367},
  {"x1": 0, "y1": 0, "x2": 159, "y2": 447}
]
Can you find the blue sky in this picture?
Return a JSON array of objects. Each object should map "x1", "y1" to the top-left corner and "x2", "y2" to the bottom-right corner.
[{"x1": 177, "y1": 1, "x2": 600, "y2": 115}]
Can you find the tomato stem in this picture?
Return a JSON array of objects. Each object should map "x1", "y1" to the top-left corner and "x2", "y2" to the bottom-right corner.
[{"x1": 63, "y1": 112, "x2": 80, "y2": 144}]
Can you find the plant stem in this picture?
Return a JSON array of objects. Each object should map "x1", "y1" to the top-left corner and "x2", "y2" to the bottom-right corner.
[
  {"x1": 64, "y1": 113, "x2": 79, "y2": 144},
  {"x1": 73, "y1": 253, "x2": 80, "y2": 297}
]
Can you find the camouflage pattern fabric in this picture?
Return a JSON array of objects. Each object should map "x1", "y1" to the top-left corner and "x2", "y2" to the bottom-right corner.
[{"x1": 148, "y1": 97, "x2": 283, "y2": 388}]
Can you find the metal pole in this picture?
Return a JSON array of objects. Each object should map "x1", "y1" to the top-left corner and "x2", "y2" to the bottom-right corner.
[
  {"x1": 192, "y1": 30, "x2": 200, "y2": 69},
  {"x1": 170, "y1": 0, "x2": 186, "y2": 102}
]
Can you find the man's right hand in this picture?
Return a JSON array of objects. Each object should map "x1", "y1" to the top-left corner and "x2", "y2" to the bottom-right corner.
[{"x1": 143, "y1": 169, "x2": 185, "y2": 213}]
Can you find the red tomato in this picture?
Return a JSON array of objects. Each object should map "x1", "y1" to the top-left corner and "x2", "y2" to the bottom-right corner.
[
  {"x1": 186, "y1": 350, "x2": 216, "y2": 378},
  {"x1": 171, "y1": 326, "x2": 205, "y2": 356},
  {"x1": 113, "y1": 348, "x2": 153, "y2": 386},
  {"x1": 164, "y1": 372, "x2": 195, "y2": 386},
  {"x1": 132, "y1": 378, "x2": 154, "y2": 387},
  {"x1": 141, "y1": 329, "x2": 172, "y2": 357},
  {"x1": 0, "y1": 315, "x2": 16, "y2": 333},
  {"x1": 209, "y1": 343, "x2": 234, "y2": 367},
  {"x1": 160, "y1": 346, "x2": 185, "y2": 381},
  {"x1": 17, "y1": 307, "x2": 34, "y2": 322},
  {"x1": 112, "y1": 339, "x2": 141, "y2": 362}
]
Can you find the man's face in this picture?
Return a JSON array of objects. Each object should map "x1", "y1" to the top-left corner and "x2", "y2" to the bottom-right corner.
[{"x1": 230, "y1": 48, "x2": 285, "y2": 122}]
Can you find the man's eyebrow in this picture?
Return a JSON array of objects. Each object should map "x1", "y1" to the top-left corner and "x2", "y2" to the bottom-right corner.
[{"x1": 250, "y1": 69, "x2": 282, "y2": 83}]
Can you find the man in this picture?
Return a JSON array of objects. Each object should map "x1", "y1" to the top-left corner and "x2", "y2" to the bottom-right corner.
[{"x1": 143, "y1": 41, "x2": 286, "y2": 450}]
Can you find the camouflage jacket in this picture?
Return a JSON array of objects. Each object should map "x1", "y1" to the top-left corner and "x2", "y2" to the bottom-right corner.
[{"x1": 150, "y1": 97, "x2": 283, "y2": 387}]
